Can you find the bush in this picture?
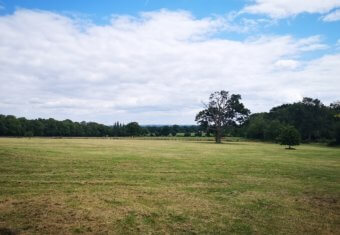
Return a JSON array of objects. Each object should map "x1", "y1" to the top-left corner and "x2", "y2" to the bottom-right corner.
[{"x1": 279, "y1": 126, "x2": 301, "y2": 149}]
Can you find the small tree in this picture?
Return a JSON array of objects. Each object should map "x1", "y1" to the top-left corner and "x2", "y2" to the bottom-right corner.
[{"x1": 280, "y1": 126, "x2": 300, "y2": 149}]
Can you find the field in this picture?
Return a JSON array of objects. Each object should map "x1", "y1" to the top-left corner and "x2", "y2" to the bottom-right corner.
[{"x1": 0, "y1": 138, "x2": 339, "y2": 234}]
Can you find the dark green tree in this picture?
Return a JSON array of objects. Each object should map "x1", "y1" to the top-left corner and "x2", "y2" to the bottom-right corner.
[
  {"x1": 126, "y1": 122, "x2": 142, "y2": 136},
  {"x1": 32, "y1": 119, "x2": 45, "y2": 136},
  {"x1": 246, "y1": 114, "x2": 267, "y2": 140},
  {"x1": 0, "y1": 115, "x2": 7, "y2": 135},
  {"x1": 269, "y1": 98, "x2": 332, "y2": 142},
  {"x1": 280, "y1": 126, "x2": 301, "y2": 149},
  {"x1": 5, "y1": 115, "x2": 22, "y2": 136},
  {"x1": 171, "y1": 130, "x2": 177, "y2": 137},
  {"x1": 334, "y1": 123, "x2": 340, "y2": 144},
  {"x1": 172, "y1": 125, "x2": 180, "y2": 133},
  {"x1": 160, "y1": 126, "x2": 171, "y2": 136},
  {"x1": 264, "y1": 120, "x2": 285, "y2": 142}
]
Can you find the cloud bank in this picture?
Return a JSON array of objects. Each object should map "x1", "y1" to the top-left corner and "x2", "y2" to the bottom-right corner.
[
  {"x1": 0, "y1": 9, "x2": 339, "y2": 124},
  {"x1": 243, "y1": 0, "x2": 340, "y2": 19},
  {"x1": 323, "y1": 9, "x2": 340, "y2": 21}
]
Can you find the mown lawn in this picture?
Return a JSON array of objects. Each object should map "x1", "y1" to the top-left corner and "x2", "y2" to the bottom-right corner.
[{"x1": 0, "y1": 138, "x2": 339, "y2": 234}]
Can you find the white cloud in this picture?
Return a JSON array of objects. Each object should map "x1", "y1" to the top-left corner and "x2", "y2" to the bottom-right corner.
[
  {"x1": 243, "y1": 0, "x2": 340, "y2": 19},
  {"x1": 275, "y1": 60, "x2": 300, "y2": 69},
  {"x1": 322, "y1": 9, "x2": 340, "y2": 21},
  {"x1": 296, "y1": 35, "x2": 329, "y2": 51},
  {"x1": 0, "y1": 9, "x2": 339, "y2": 124}
]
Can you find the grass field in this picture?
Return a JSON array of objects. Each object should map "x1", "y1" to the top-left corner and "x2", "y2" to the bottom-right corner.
[{"x1": 0, "y1": 138, "x2": 339, "y2": 234}]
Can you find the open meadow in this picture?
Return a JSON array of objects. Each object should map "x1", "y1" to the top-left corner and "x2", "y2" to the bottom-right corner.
[{"x1": 0, "y1": 138, "x2": 339, "y2": 234}]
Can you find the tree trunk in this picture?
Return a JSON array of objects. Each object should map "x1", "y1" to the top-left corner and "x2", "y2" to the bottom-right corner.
[{"x1": 215, "y1": 129, "x2": 222, "y2": 143}]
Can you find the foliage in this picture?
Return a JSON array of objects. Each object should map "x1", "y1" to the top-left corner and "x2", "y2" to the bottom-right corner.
[
  {"x1": 0, "y1": 96, "x2": 338, "y2": 142},
  {"x1": 333, "y1": 122, "x2": 340, "y2": 144},
  {"x1": 160, "y1": 126, "x2": 171, "y2": 136},
  {"x1": 279, "y1": 126, "x2": 301, "y2": 149},
  {"x1": 245, "y1": 114, "x2": 286, "y2": 142},
  {"x1": 242, "y1": 97, "x2": 339, "y2": 143},
  {"x1": 125, "y1": 122, "x2": 143, "y2": 136},
  {"x1": 184, "y1": 132, "x2": 191, "y2": 137},
  {"x1": 0, "y1": 115, "x2": 201, "y2": 137},
  {"x1": 146, "y1": 125, "x2": 199, "y2": 137},
  {"x1": 246, "y1": 114, "x2": 267, "y2": 140},
  {"x1": 268, "y1": 98, "x2": 333, "y2": 141},
  {"x1": 196, "y1": 91, "x2": 250, "y2": 143}
]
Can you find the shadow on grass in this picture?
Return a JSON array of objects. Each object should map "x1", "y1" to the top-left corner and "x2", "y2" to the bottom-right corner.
[
  {"x1": 0, "y1": 228, "x2": 18, "y2": 235},
  {"x1": 190, "y1": 141, "x2": 247, "y2": 146}
]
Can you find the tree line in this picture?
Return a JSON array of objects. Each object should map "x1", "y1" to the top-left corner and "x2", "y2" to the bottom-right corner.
[
  {"x1": 240, "y1": 98, "x2": 340, "y2": 144},
  {"x1": 1, "y1": 95, "x2": 339, "y2": 145},
  {"x1": 0, "y1": 115, "x2": 200, "y2": 137},
  {"x1": 195, "y1": 91, "x2": 339, "y2": 145}
]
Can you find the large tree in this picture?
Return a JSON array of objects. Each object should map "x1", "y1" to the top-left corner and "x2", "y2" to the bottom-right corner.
[{"x1": 195, "y1": 90, "x2": 250, "y2": 143}]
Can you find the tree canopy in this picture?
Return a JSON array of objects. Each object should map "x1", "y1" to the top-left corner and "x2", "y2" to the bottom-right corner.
[
  {"x1": 0, "y1": 115, "x2": 200, "y2": 138},
  {"x1": 0, "y1": 96, "x2": 338, "y2": 145},
  {"x1": 242, "y1": 97, "x2": 339, "y2": 144},
  {"x1": 280, "y1": 126, "x2": 301, "y2": 149},
  {"x1": 195, "y1": 90, "x2": 250, "y2": 143}
]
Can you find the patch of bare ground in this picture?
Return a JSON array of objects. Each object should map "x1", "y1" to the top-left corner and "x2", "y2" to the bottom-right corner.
[
  {"x1": 0, "y1": 195, "x2": 107, "y2": 234},
  {"x1": 287, "y1": 193, "x2": 340, "y2": 235}
]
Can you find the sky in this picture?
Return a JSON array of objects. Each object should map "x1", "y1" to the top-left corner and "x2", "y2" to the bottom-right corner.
[{"x1": 0, "y1": 0, "x2": 339, "y2": 125}]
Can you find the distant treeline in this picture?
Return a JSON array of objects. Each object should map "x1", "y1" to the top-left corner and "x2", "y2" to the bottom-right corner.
[
  {"x1": 235, "y1": 98, "x2": 340, "y2": 144},
  {"x1": 0, "y1": 115, "x2": 200, "y2": 137},
  {"x1": 1, "y1": 97, "x2": 339, "y2": 143}
]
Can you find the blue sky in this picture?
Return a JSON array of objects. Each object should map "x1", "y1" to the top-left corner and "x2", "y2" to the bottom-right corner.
[
  {"x1": 0, "y1": 0, "x2": 339, "y2": 124},
  {"x1": 1, "y1": 0, "x2": 339, "y2": 41},
  {"x1": 1, "y1": 0, "x2": 244, "y2": 17}
]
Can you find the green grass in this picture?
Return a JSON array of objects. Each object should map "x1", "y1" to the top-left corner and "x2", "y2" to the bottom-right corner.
[{"x1": 0, "y1": 138, "x2": 339, "y2": 234}]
